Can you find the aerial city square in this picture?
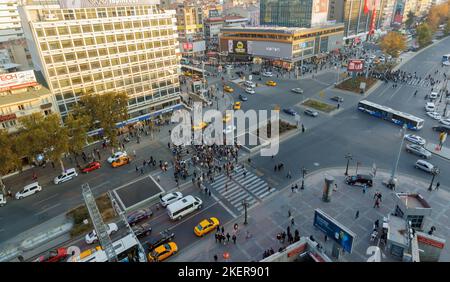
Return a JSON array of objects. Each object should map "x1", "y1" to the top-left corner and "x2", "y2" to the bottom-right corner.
[{"x1": 0, "y1": 0, "x2": 449, "y2": 265}]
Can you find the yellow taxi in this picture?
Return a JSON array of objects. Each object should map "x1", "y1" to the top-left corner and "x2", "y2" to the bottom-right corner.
[
  {"x1": 148, "y1": 242, "x2": 178, "y2": 262},
  {"x1": 223, "y1": 113, "x2": 232, "y2": 123},
  {"x1": 111, "y1": 156, "x2": 130, "y2": 168},
  {"x1": 192, "y1": 121, "x2": 208, "y2": 131},
  {"x1": 224, "y1": 85, "x2": 234, "y2": 93},
  {"x1": 194, "y1": 217, "x2": 220, "y2": 237},
  {"x1": 70, "y1": 246, "x2": 102, "y2": 262},
  {"x1": 183, "y1": 71, "x2": 192, "y2": 77},
  {"x1": 266, "y1": 80, "x2": 277, "y2": 86},
  {"x1": 233, "y1": 102, "x2": 241, "y2": 110}
]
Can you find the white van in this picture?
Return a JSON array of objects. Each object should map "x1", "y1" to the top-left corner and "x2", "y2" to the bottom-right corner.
[
  {"x1": 167, "y1": 195, "x2": 202, "y2": 220},
  {"x1": 15, "y1": 182, "x2": 42, "y2": 200},
  {"x1": 244, "y1": 81, "x2": 256, "y2": 88},
  {"x1": 54, "y1": 168, "x2": 78, "y2": 184}
]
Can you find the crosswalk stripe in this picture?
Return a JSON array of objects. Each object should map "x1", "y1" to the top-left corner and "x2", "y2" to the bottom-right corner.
[
  {"x1": 231, "y1": 194, "x2": 253, "y2": 205},
  {"x1": 244, "y1": 178, "x2": 264, "y2": 188},
  {"x1": 258, "y1": 190, "x2": 271, "y2": 199},
  {"x1": 212, "y1": 176, "x2": 229, "y2": 187},
  {"x1": 227, "y1": 191, "x2": 248, "y2": 203},
  {"x1": 221, "y1": 184, "x2": 241, "y2": 196},
  {"x1": 240, "y1": 175, "x2": 258, "y2": 185},
  {"x1": 251, "y1": 184, "x2": 269, "y2": 197},
  {"x1": 218, "y1": 183, "x2": 239, "y2": 193}
]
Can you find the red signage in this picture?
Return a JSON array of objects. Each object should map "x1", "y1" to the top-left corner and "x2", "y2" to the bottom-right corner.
[
  {"x1": 183, "y1": 43, "x2": 193, "y2": 51},
  {"x1": 0, "y1": 113, "x2": 17, "y2": 122},
  {"x1": 417, "y1": 235, "x2": 445, "y2": 249},
  {"x1": 287, "y1": 244, "x2": 306, "y2": 257},
  {"x1": 347, "y1": 59, "x2": 364, "y2": 72}
]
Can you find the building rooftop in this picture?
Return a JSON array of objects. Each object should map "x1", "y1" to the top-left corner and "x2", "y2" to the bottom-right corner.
[
  {"x1": 205, "y1": 17, "x2": 224, "y2": 23},
  {"x1": 387, "y1": 215, "x2": 410, "y2": 248},
  {"x1": 0, "y1": 85, "x2": 51, "y2": 106},
  {"x1": 396, "y1": 193, "x2": 431, "y2": 209},
  {"x1": 220, "y1": 23, "x2": 345, "y2": 34}
]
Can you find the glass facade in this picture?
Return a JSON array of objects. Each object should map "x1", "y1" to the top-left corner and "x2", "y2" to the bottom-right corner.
[
  {"x1": 260, "y1": 0, "x2": 314, "y2": 28},
  {"x1": 342, "y1": 0, "x2": 384, "y2": 38}
]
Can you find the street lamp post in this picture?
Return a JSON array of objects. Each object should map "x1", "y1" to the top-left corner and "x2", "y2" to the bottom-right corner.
[
  {"x1": 428, "y1": 167, "x2": 439, "y2": 191},
  {"x1": 301, "y1": 167, "x2": 308, "y2": 190},
  {"x1": 388, "y1": 124, "x2": 407, "y2": 189},
  {"x1": 344, "y1": 153, "x2": 352, "y2": 176},
  {"x1": 242, "y1": 200, "x2": 249, "y2": 225}
]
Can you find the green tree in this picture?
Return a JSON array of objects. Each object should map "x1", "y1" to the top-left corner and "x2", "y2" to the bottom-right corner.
[
  {"x1": 445, "y1": 18, "x2": 450, "y2": 35},
  {"x1": 0, "y1": 130, "x2": 20, "y2": 195},
  {"x1": 44, "y1": 114, "x2": 69, "y2": 172},
  {"x1": 65, "y1": 111, "x2": 90, "y2": 165},
  {"x1": 405, "y1": 11, "x2": 416, "y2": 28},
  {"x1": 417, "y1": 23, "x2": 433, "y2": 47},
  {"x1": 379, "y1": 32, "x2": 407, "y2": 58},
  {"x1": 77, "y1": 92, "x2": 128, "y2": 149}
]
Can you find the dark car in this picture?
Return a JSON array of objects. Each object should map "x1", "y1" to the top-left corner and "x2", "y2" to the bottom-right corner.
[
  {"x1": 432, "y1": 125, "x2": 450, "y2": 133},
  {"x1": 251, "y1": 71, "x2": 260, "y2": 75},
  {"x1": 80, "y1": 161, "x2": 101, "y2": 173},
  {"x1": 239, "y1": 94, "x2": 248, "y2": 101},
  {"x1": 283, "y1": 108, "x2": 297, "y2": 116},
  {"x1": 345, "y1": 174, "x2": 373, "y2": 187},
  {"x1": 127, "y1": 207, "x2": 153, "y2": 226},
  {"x1": 330, "y1": 96, "x2": 344, "y2": 103},
  {"x1": 131, "y1": 222, "x2": 152, "y2": 239},
  {"x1": 144, "y1": 230, "x2": 175, "y2": 251},
  {"x1": 34, "y1": 248, "x2": 68, "y2": 262}
]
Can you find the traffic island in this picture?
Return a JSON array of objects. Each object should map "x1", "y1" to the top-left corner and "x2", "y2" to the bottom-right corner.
[
  {"x1": 301, "y1": 99, "x2": 336, "y2": 113},
  {"x1": 335, "y1": 77, "x2": 378, "y2": 94},
  {"x1": 66, "y1": 193, "x2": 115, "y2": 238}
]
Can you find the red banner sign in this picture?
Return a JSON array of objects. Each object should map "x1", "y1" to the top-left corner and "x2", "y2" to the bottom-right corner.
[
  {"x1": 0, "y1": 113, "x2": 17, "y2": 122},
  {"x1": 417, "y1": 235, "x2": 445, "y2": 249},
  {"x1": 347, "y1": 59, "x2": 364, "y2": 72}
]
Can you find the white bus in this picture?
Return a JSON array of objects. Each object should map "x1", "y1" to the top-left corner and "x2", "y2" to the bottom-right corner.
[
  {"x1": 167, "y1": 195, "x2": 203, "y2": 220},
  {"x1": 70, "y1": 234, "x2": 145, "y2": 262}
]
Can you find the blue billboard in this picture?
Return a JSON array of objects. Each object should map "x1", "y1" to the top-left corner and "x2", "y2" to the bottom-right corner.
[{"x1": 313, "y1": 209, "x2": 356, "y2": 253}]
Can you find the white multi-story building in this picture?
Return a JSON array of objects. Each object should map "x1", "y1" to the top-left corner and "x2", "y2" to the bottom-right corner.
[
  {"x1": 19, "y1": 2, "x2": 183, "y2": 125},
  {"x1": 0, "y1": 0, "x2": 23, "y2": 43}
]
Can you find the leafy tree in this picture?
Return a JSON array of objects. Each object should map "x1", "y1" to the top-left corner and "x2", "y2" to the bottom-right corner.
[
  {"x1": 0, "y1": 130, "x2": 20, "y2": 195},
  {"x1": 77, "y1": 92, "x2": 128, "y2": 149},
  {"x1": 379, "y1": 32, "x2": 406, "y2": 58},
  {"x1": 65, "y1": 111, "x2": 90, "y2": 165},
  {"x1": 417, "y1": 23, "x2": 433, "y2": 47},
  {"x1": 44, "y1": 114, "x2": 69, "y2": 172},
  {"x1": 445, "y1": 18, "x2": 450, "y2": 35},
  {"x1": 405, "y1": 11, "x2": 416, "y2": 28}
]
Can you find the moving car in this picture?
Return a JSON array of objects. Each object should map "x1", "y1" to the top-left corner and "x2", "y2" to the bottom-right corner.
[
  {"x1": 0, "y1": 194, "x2": 5, "y2": 207},
  {"x1": 304, "y1": 109, "x2": 318, "y2": 117},
  {"x1": 330, "y1": 96, "x2": 344, "y2": 103},
  {"x1": 405, "y1": 144, "x2": 432, "y2": 159},
  {"x1": 54, "y1": 168, "x2": 78, "y2": 184},
  {"x1": 15, "y1": 182, "x2": 42, "y2": 200},
  {"x1": 192, "y1": 121, "x2": 208, "y2": 131},
  {"x1": 81, "y1": 161, "x2": 101, "y2": 173},
  {"x1": 107, "y1": 151, "x2": 127, "y2": 163},
  {"x1": 415, "y1": 160, "x2": 439, "y2": 173},
  {"x1": 222, "y1": 114, "x2": 232, "y2": 123},
  {"x1": 432, "y1": 125, "x2": 450, "y2": 133},
  {"x1": 262, "y1": 71, "x2": 273, "y2": 77},
  {"x1": 404, "y1": 134, "x2": 426, "y2": 146},
  {"x1": 425, "y1": 103, "x2": 436, "y2": 112},
  {"x1": 223, "y1": 85, "x2": 234, "y2": 93},
  {"x1": 291, "y1": 88, "x2": 304, "y2": 94},
  {"x1": 283, "y1": 108, "x2": 297, "y2": 116},
  {"x1": 223, "y1": 125, "x2": 236, "y2": 134},
  {"x1": 34, "y1": 248, "x2": 68, "y2": 262},
  {"x1": 245, "y1": 87, "x2": 255, "y2": 94},
  {"x1": 111, "y1": 155, "x2": 130, "y2": 168},
  {"x1": 244, "y1": 81, "x2": 256, "y2": 88},
  {"x1": 345, "y1": 174, "x2": 373, "y2": 187},
  {"x1": 127, "y1": 207, "x2": 153, "y2": 226},
  {"x1": 233, "y1": 102, "x2": 241, "y2": 110},
  {"x1": 148, "y1": 242, "x2": 178, "y2": 262},
  {"x1": 131, "y1": 222, "x2": 153, "y2": 239},
  {"x1": 145, "y1": 230, "x2": 175, "y2": 251},
  {"x1": 426, "y1": 111, "x2": 441, "y2": 120},
  {"x1": 160, "y1": 192, "x2": 183, "y2": 207},
  {"x1": 440, "y1": 118, "x2": 450, "y2": 125},
  {"x1": 85, "y1": 223, "x2": 118, "y2": 244},
  {"x1": 239, "y1": 95, "x2": 248, "y2": 101},
  {"x1": 266, "y1": 80, "x2": 277, "y2": 86},
  {"x1": 194, "y1": 217, "x2": 220, "y2": 237}
]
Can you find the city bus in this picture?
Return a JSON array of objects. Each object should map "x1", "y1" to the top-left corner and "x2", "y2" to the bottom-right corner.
[
  {"x1": 70, "y1": 234, "x2": 145, "y2": 262},
  {"x1": 357, "y1": 100, "x2": 424, "y2": 130},
  {"x1": 442, "y1": 54, "x2": 450, "y2": 66}
]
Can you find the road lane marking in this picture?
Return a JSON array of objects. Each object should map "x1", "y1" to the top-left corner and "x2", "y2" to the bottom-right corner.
[
  {"x1": 35, "y1": 203, "x2": 61, "y2": 216},
  {"x1": 387, "y1": 85, "x2": 403, "y2": 101},
  {"x1": 32, "y1": 194, "x2": 59, "y2": 206},
  {"x1": 211, "y1": 193, "x2": 238, "y2": 218},
  {"x1": 91, "y1": 181, "x2": 110, "y2": 191}
]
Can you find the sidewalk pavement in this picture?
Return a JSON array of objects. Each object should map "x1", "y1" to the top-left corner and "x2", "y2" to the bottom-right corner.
[
  {"x1": 425, "y1": 143, "x2": 450, "y2": 160},
  {"x1": 171, "y1": 167, "x2": 450, "y2": 262}
]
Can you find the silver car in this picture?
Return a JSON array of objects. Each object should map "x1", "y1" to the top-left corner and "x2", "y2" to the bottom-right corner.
[
  {"x1": 291, "y1": 88, "x2": 304, "y2": 94},
  {"x1": 406, "y1": 144, "x2": 431, "y2": 159}
]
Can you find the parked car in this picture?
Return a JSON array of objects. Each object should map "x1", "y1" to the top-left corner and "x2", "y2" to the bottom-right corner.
[
  {"x1": 291, "y1": 88, "x2": 304, "y2": 94},
  {"x1": 330, "y1": 96, "x2": 344, "y2": 103},
  {"x1": 81, "y1": 161, "x2": 101, "y2": 173},
  {"x1": 262, "y1": 71, "x2": 273, "y2": 77},
  {"x1": 245, "y1": 87, "x2": 255, "y2": 94},
  {"x1": 194, "y1": 217, "x2": 220, "y2": 237},
  {"x1": 429, "y1": 92, "x2": 439, "y2": 100},
  {"x1": 283, "y1": 108, "x2": 297, "y2": 116},
  {"x1": 405, "y1": 144, "x2": 432, "y2": 159},
  {"x1": 304, "y1": 109, "x2": 318, "y2": 117},
  {"x1": 345, "y1": 174, "x2": 373, "y2": 187},
  {"x1": 127, "y1": 207, "x2": 153, "y2": 226},
  {"x1": 34, "y1": 248, "x2": 68, "y2": 262},
  {"x1": 131, "y1": 222, "x2": 153, "y2": 239},
  {"x1": 439, "y1": 118, "x2": 450, "y2": 125},
  {"x1": 147, "y1": 242, "x2": 178, "y2": 262},
  {"x1": 107, "y1": 151, "x2": 127, "y2": 163},
  {"x1": 426, "y1": 111, "x2": 441, "y2": 120},
  {"x1": 85, "y1": 223, "x2": 118, "y2": 244},
  {"x1": 144, "y1": 230, "x2": 175, "y2": 251},
  {"x1": 239, "y1": 94, "x2": 248, "y2": 101},
  {"x1": 15, "y1": 182, "x2": 42, "y2": 200},
  {"x1": 0, "y1": 194, "x2": 6, "y2": 207},
  {"x1": 432, "y1": 125, "x2": 450, "y2": 133},
  {"x1": 415, "y1": 160, "x2": 439, "y2": 173},
  {"x1": 425, "y1": 103, "x2": 436, "y2": 112},
  {"x1": 160, "y1": 192, "x2": 183, "y2": 207},
  {"x1": 404, "y1": 134, "x2": 426, "y2": 146},
  {"x1": 54, "y1": 168, "x2": 78, "y2": 185}
]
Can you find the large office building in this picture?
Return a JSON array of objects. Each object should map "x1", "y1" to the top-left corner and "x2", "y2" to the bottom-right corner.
[
  {"x1": 0, "y1": 0, "x2": 23, "y2": 42},
  {"x1": 19, "y1": 1, "x2": 182, "y2": 125},
  {"x1": 173, "y1": 3, "x2": 206, "y2": 58}
]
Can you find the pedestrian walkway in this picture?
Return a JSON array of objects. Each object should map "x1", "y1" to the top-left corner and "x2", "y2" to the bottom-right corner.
[{"x1": 208, "y1": 166, "x2": 271, "y2": 213}]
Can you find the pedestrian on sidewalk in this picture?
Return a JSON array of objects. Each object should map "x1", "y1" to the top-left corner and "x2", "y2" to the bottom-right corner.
[
  {"x1": 232, "y1": 234, "x2": 236, "y2": 244},
  {"x1": 215, "y1": 232, "x2": 219, "y2": 243},
  {"x1": 435, "y1": 182, "x2": 440, "y2": 190},
  {"x1": 288, "y1": 209, "x2": 291, "y2": 218},
  {"x1": 291, "y1": 185, "x2": 295, "y2": 193},
  {"x1": 290, "y1": 216, "x2": 295, "y2": 226},
  {"x1": 226, "y1": 233, "x2": 230, "y2": 242},
  {"x1": 140, "y1": 167, "x2": 144, "y2": 175},
  {"x1": 217, "y1": 225, "x2": 221, "y2": 233},
  {"x1": 208, "y1": 190, "x2": 211, "y2": 197},
  {"x1": 156, "y1": 175, "x2": 160, "y2": 182},
  {"x1": 133, "y1": 150, "x2": 136, "y2": 158},
  {"x1": 333, "y1": 183, "x2": 338, "y2": 192},
  {"x1": 214, "y1": 254, "x2": 218, "y2": 262},
  {"x1": 221, "y1": 226, "x2": 225, "y2": 234},
  {"x1": 135, "y1": 165, "x2": 139, "y2": 173},
  {"x1": 281, "y1": 232, "x2": 286, "y2": 243},
  {"x1": 355, "y1": 210, "x2": 359, "y2": 219}
]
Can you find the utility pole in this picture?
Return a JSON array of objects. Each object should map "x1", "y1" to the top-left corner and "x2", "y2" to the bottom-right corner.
[
  {"x1": 387, "y1": 124, "x2": 407, "y2": 190},
  {"x1": 344, "y1": 153, "x2": 352, "y2": 176},
  {"x1": 428, "y1": 167, "x2": 439, "y2": 191},
  {"x1": 242, "y1": 199, "x2": 249, "y2": 225},
  {"x1": 301, "y1": 167, "x2": 308, "y2": 190}
]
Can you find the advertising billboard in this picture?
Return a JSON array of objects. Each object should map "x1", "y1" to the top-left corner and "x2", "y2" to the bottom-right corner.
[
  {"x1": 313, "y1": 209, "x2": 356, "y2": 253},
  {"x1": 247, "y1": 41, "x2": 292, "y2": 59},
  {"x1": 0, "y1": 70, "x2": 37, "y2": 92},
  {"x1": 59, "y1": 0, "x2": 159, "y2": 8},
  {"x1": 393, "y1": 0, "x2": 405, "y2": 25},
  {"x1": 311, "y1": 0, "x2": 329, "y2": 26},
  {"x1": 347, "y1": 59, "x2": 364, "y2": 72}
]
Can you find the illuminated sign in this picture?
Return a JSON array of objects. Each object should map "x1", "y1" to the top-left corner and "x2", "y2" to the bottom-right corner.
[
  {"x1": 313, "y1": 209, "x2": 355, "y2": 253},
  {"x1": 347, "y1": 59, "x2": 364, "y2": 72},
  {"x1": 59, "y1": 0, "x2": 158, "y2": 8}
]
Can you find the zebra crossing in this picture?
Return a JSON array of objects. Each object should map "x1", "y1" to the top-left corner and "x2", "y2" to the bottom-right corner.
[{"x1": 209, "y1": 167, "x2": 271, "y2": 212}]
